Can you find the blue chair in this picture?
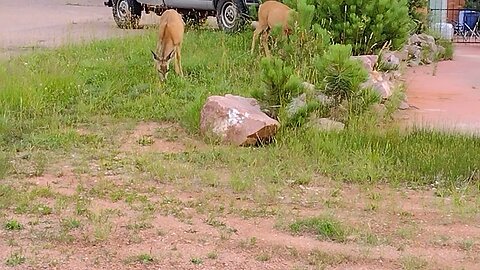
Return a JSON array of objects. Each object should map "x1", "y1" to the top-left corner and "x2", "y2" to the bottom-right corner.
[{"x1": 457, "y1": 9, "x2": 480, "y2": 41}]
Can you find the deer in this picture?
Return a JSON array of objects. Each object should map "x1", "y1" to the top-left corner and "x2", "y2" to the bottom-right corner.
[
  {"x1": 250, "y1": 0, "x2": 294, "y2": 57},
  {"x1": 151, "y1": 9, "x2": 185, "y2": 81}
]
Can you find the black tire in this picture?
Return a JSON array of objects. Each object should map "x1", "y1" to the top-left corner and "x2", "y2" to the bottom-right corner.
[
  {"x1": 216, "y1": 0, "x2": 247, "y2": 33},
  {"x1": 112, "y1": 0, "x2": 142, "y2": 29}
]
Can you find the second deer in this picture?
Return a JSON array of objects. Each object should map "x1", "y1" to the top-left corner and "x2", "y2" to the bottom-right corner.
[{"x1": 250, "y1": 0, "x2": 294, "y2": 56}]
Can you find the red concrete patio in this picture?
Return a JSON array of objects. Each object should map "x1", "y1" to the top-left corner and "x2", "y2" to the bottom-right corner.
[{"x1": 401, "y1": 44, "x2": 480, "y2": 135}]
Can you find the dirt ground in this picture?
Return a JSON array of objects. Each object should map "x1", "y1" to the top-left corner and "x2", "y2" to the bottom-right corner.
[
  {"x1": 400, "y1": 44, "x2": 480, "y2": 135},
  {"x1": 1, "y1": 2, "x2": 480, "y2": 269},
  {"x1": 0, "y1": 0, "x2": 158, "y2": 58},
  {"x1": 1, "y1": 121, "x2": 479, "y2": 269}
]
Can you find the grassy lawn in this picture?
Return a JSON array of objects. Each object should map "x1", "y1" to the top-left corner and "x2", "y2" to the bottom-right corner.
[{"x1": 0, "y1": 27, "x2": 479, "y2": 269}]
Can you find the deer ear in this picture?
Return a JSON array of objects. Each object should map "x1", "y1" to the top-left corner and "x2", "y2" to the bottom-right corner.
[{"x1": 151, "y1": 50, "x2": 160, "y2": 61}]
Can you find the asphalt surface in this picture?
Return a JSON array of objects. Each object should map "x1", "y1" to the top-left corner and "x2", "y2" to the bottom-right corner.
[{"x1": 0, "y1": 0, "x2": 158, "y2": 58}]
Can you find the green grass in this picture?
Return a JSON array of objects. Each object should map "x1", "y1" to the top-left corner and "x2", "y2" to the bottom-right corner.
[
  {"x1": 0, "y1": 27, "x2": 478, "y2": 193},
  {"x1": 400, "y1": 255, "x2": 428, "y2": 270},
  {"x1": 190, "y1": 257, "x2": 203, "y2": 265},
  {"x1": 4, "y1": 219, "x2": 23, "y2": 231},
  {"x1": 125, "y1": 253, "x2": 155, "y2": 265},
  {"x1": 290, "y1": 216, "x2": 349, "y2": 242},
  {"x1": 5, "y1": 251, "x2": 26, "y2": 267},
  {"x1": 61, "y1": 217, "x2": 81, "y2": 230}
]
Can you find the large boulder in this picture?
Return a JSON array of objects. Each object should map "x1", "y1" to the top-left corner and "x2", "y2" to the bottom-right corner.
[
  {"x1": 200, "y1": 94, "x2": 280, "y2": 146},
  {"x1": 351, "y1": 55, "x2": 378, "y2": 71}
]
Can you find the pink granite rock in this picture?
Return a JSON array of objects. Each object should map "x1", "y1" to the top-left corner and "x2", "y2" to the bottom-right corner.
[{"x1": 200, "y1": 94, "x2": 280, "y2": 146}]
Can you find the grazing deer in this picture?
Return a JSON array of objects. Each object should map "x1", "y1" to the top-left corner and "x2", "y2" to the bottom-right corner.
[
  {"x1": 151, "y1": 9, "x2": 184, "y2": 81},
  {"x1": 250, "y1": 0, "x2": 294, "y2": 56}
]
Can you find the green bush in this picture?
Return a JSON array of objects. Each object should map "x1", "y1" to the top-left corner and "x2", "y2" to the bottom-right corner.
[
  {"x1": 408, "y1": 0, "x2": 428, "y2": 33},
  {"x1": 256, "y1": 57, "x2": 303, "y2": 118},
  {"x1": 307, "y1": 0, "x2": 412, "y2": 55},
  {"x1": 315, "y1": 44, "x2": 368, "y2": 104}
]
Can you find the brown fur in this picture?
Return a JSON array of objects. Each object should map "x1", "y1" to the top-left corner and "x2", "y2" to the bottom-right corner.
[
  {"x1": 250, "y1": 0, "x2": 293, "y2": 56},
  {"x1": 151, "y1": 9, "x2": 184, "y2": 81}
]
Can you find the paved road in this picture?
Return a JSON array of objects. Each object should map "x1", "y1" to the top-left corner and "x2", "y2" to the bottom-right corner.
[{"x1": 0, "y1": 0, "x2": 158, "y2": 58}]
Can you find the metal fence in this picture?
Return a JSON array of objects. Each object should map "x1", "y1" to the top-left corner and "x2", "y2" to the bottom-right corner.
[{"x1": 429, "y1": 6, "x2": 480, "y2": 43}]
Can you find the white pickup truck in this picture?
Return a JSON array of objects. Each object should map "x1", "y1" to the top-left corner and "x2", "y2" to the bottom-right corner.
[{"x1": 104, "y1": 0, "x2": 259, "y2": 32}]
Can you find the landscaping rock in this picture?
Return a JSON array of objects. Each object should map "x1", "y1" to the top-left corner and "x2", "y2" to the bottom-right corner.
[
  {"x1": 200, "y1": 94, "x2": 280, "y2": 146},
  {"x1": 309, "y1": 118, "x2": 345, "y2": 132},
  {"x1": 361, "y1": 71, "x2": 393, "y2": 99},
  {"x1": 301, "y1": 81, "x2": 316, "y2": 92},
  {"x1": 398, "y1": 100, "x2": 410, "y2": 110},
  {"x1": 286, "y1": 93, "x2": 307, "y2": 117},
  {"x1": 394, "y1": 48, "x2": 409, "y2": 61},
  {"x1": 408, "y1": 34, "x2": 422, "y2": 45},
  {"x1": 380, "y1": 51, "x2": 400, "y2": 70},
  {"x1": 372, "y1": 81, "x2": 393, "y2": 99},
  {"x1": 316, "y1": 93, "x2": 334, "y2": 106},
  {"x1": 351, "y1": 55, "x2": 378, "y2": 71},
  {"x1": 419, "y1": 33, "x2": 436, "y2": 47}
]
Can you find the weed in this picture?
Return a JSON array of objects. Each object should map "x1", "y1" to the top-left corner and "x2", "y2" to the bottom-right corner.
[
  {"x1": 290, "y1": 216, "x2": 349, "y2": 242},
  {"x1": 90, "y1": 211, "x2": 113, "y2": 242},
  {"x1": 125, "y1": 254, "x2": 155, "y2": 264},
  {"x1": 307, "y1": 249, "x2": 349, "y2": 267},
  {"x1": 207, "y1": 251, "x2": 218, "y2": 259},
  {"x1": 127, "y1": 220, "x2": 153, "y2": 231},
  {"x1": 229, "y1": 173, "x2": 252, "y2": 193},
  {"x1": 137, "y1": 135, "x2": 155, "y2": 146},
  {"x1": 239, "y1": 237, "x2": 257, "y2": 249},
  {"x1": 400, "y1": 255, "x2": 428, "y2": 270},
  {"x1": 459, "y1": 238, "x2": 475, "y2": 251},
  {"x1": 396, "y1": 223, "x2": 419, "y2": 240},
  {"x1": 5, "y1": 251, "x2": 26, "y2": 267},
  {"x1": 4, "y1": 220, "x2": 23, "y2": 231},
  {"x1": 0, "y1": 152, "x2": 9, "y2": 178},
  {"x1": 61, "y1": 217, "x2": 81, "y2": 230},
  {"x1": 190, "y1": 257, "x2": 203, "y2": 265},
  {"x1": 255, "y1": 252, "x2": 271, "y2": 262}
]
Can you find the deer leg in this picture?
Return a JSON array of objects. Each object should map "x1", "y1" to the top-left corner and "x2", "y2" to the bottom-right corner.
[
  {"x1": 251, "y1": 27, "x2": 263, "y2": 54},
  {"x1": 261, "y1": 30, "x2": 271, "y2": 57},
  {"x1": 174, "y1": 46, "x2": 183, "y2": 77}
]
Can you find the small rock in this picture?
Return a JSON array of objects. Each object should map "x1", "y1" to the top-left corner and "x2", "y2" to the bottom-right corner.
[
  {"x1": 351, "y1": 55, "x2": 378, "y2": 71},
  {"x1": 361, "y1": 71, "x2": 393, "y2": 99},
  {"x1": 408, "y1": 34, "x2": 422, "y2": 45},
  {"x1": 200, "y1": 94, "x2": 280, "y2": 146},
  {"x1": 372, "y1": 81, "x2": 393, "y2": 99},
  {"x1": 393, "y1": 49, "x2": 409, "y2": 61},
  {"x1": 315, "y1": 93, "x2": 334, "y2": 106},
  {"x1": 406, "y1": 44, "x2": 422, "y2": 60},
  {"x1": 418, "y1": 33, "x2": 436, "y2": 46},
  {"x1": 301, "y1": 81, "x2": 316, "y2": 92},
  {"x1": 398, "y1": 101, "x2": 410, "y2": 110},
  {"x1": 286, "y1": 93, "x2": 307, "y2": 117},
  {"x1": 380, "y1": 51, "x2": 400, "y2": 70},
  {"x1": 309, "y1": 118, "x2": 345, "y2": 132}
]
